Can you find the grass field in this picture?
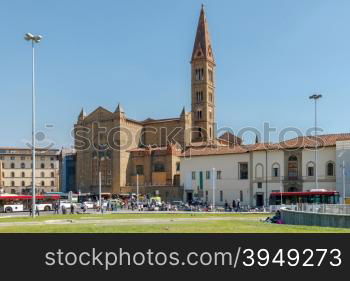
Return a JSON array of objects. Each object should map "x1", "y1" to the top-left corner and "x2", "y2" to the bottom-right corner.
[{"x1": 0, "y1": 213, "x2": 349, "y2": 233}]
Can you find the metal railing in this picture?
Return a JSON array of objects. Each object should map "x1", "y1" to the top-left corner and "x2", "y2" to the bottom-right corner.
[{"x1": 276, "y1": 204, "x2": 350, "y2": 215}]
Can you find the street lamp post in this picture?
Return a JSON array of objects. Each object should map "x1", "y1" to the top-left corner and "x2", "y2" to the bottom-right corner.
[
  {"x1": 212, "y1": 167, "x2": 216, "y2": 210},
  {"x1": 280, "y1": 176, "x2": 283, "y2": 207},
  {"x1": 98, "y1": 168, "x2": 102, "y2": 211},
  {"x1": 342, "y1": 160, "x2": 346, "y2": 204},
  {"x1": 24, "y1": 33, "x2": 42, "y2": 218},
  {"x1": 93, "y1": 147, "x2": 111, "y2": 213},
  {"x1": 136, "y1": 174, "x2": 139, "y2": 211},
  {"x1": 309, "y1": 94, "x2": 322, "y2": 190}
]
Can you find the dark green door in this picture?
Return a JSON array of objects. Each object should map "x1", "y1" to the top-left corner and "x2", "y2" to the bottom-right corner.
[{"x1": 199, "y1": 171, "x2": 203, "y2": 190}]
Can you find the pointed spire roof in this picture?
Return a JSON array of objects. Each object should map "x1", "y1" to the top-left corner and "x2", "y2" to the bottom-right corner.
[
  {"x1": 115, "y1": 103, "x2": 125, "y2": 114},
  {"x1": 191, "y1": 5, "x2": 215, "y2": 63},
  {"x1": 180, "y1": 106, "x2": 186, "y2": 116},
  {"x1": 78, "y1": 108, "x2": 86, "y2": 120}
]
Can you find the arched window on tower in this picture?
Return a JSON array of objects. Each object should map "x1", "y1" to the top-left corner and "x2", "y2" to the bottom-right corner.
[
  {"x1": 197, "y1": 110, "x2": 202, "y2": 120},
  {"x1": 195, "y1": 68, "x2": 204, "y2": 80},
  {"x1": 208, "y1": 69, "x2": 213, "y2": 82},
  {"x1": 196, "y1": 91, "x2": 203, "y2": 102}
]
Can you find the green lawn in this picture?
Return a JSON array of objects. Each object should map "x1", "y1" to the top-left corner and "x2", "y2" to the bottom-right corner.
[
  {"x1": 0, "y1": 213, "x2": 349, "y2": 233},
  {"x1": 0, "y1": 213, "x2": 261, "y2": 222}
]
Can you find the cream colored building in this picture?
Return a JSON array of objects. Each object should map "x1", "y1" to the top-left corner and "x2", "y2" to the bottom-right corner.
[
  {"x1": 180, "y1": 134, "x2": 350, "y2": 207},
  {"x1": 181, "y1": 146, "x2": 250, "y2": 206},
  {"x1": 0, "y1": 147, "x2": 60, "y2": 194}
]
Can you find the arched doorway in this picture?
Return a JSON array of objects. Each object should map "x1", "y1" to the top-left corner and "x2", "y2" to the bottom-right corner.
[{"x1": 288, "y1": 187, "x2": 297, "y2": 192}]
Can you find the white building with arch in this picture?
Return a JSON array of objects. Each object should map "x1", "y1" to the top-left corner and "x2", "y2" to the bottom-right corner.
[{"x1": 180, "y1": 133, "x2": 350, "y2": 207}]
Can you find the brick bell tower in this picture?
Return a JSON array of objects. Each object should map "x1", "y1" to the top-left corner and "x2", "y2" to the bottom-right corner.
[{"x1": 191, "y1": 5, "x2": 216, "y2": 143}]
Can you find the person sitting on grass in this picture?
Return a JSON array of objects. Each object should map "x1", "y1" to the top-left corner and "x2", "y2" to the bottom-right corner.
[{"x1": 264, "y1": 210, "x2": 283, "y2": 224}]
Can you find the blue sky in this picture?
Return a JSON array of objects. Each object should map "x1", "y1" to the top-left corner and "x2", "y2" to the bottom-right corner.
[{"x1": 0, "y1": 0, "x2": 349, "y2": 148}]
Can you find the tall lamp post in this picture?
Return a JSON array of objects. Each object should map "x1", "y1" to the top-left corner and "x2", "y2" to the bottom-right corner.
[
  {"x1": 136, "y1": 174, "x2": 139, "y2": 210},
  {"x1": 309, "y1": 94, "x2": 322, "y2": 190},
  {"x1": 212, "y1": 167, "x2": 216, "y2": 210},
  {"x1": 342, "y1": 160, "x2": 346, "y2": 204},
  {"x1": 24, "y1": 33, "x2": 43, "y2": 218},
  {"x1": 93, "y1": 147, "x2": 111, "y2": 213}
]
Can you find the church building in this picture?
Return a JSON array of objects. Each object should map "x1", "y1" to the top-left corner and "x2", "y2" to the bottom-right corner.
[{"x1": 74, "y1": 6, "x2": 228, "y2": 199}]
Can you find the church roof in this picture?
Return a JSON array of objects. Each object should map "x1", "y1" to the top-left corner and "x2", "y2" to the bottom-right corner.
[
  {"x1": 218, "y1": 132, "x2": 242, "y2": 145},
  {"x1": 127, "y1": 145, "x2": 182, "y2": 156},
  {"x1": 142, "y1": 117, "x2": 180, "y2": 124}
]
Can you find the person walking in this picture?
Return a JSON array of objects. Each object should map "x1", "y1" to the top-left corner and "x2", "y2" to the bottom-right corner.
[
  {"x1": 82, "y1": 203, "x2": 87, "y2": 213},
  {"x1": 232, "y1": 200, "x2": 236, "y2": 212},
  {"x1": 54, "y1": 202, "x2": 59, "y2": 214},
  {"x1": 70, "y1": 203, "x2": 75, "y2": 214},
  {"x1": 236, "y1": 199, "x2": 241, "y2": 212},
  {"x1": 35, "y1": 206, "x2": 40, "y2": 216},
  {"x1": 62, "y1": 205, "x2": 66, "y2": 215}
]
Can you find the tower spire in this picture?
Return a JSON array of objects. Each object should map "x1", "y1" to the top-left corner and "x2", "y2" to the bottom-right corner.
[
  {"x1": 191, "y1": 4, "x2": 215, "y2": 64},
  {"x1": 190, "y1": 6, "x2": 216, "y2": 143},
  {"x1": 78, "y1": 107, "x2": 86, "y2": 120},
  {"x1": 115, "y1": 103, "x2": 124, "y2": 113}
]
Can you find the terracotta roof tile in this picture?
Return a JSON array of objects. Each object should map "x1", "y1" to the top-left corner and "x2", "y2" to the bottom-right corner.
[
  {"x1": 181, "y1": 133, "x2": 350, "y2": 156},
  {"x1": 182, "y1": 145, "x2": 248, "y2": 157},
  {"x1": 218, "y1": 132, "x2": 242, "y2": 145}
]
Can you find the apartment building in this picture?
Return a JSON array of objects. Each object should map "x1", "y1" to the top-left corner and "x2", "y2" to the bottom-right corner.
[{"x1": 0, "y1": 147, "x2": 60, "y2": 194}]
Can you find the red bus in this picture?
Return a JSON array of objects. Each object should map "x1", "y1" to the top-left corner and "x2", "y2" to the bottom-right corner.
[
  {"x1": 269, "y1": 191, "x2": 340, "y2": 205},
  {"x1": 0, "y1": 194, "x2": 60, "y2": 213}
]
